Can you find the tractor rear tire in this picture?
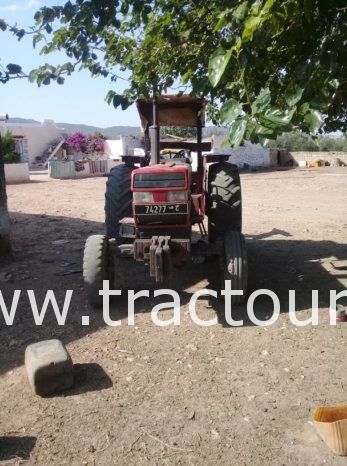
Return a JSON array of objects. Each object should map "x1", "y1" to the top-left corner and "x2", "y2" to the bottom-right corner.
[
  {"x1": 221, "y1": 231, "x2": 248, "y2": 306},
  {"x1": 207, "y1": 162, "x2": 242, "y2": 241},
  {"x1": 83, "y1": 235, "x2": 112, "y2": 308},
  {"x1": 105, "y1": 163, "x2": 135, "y2": 239}
]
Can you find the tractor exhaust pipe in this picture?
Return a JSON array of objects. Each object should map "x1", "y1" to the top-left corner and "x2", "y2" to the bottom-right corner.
[{"x1": 149, "y1": 92, "x2": 160, "y2": 165}]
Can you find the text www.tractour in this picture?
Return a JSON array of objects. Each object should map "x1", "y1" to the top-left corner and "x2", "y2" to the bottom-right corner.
[{"x1": 0, "y1": 281, "x2": 345, "y2": 327}]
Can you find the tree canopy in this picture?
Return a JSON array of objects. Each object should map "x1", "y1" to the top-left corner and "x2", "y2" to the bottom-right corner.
[
  {"x1": 268, "y1": 131, "x2": 347, "y2": 152},
  {"x1": 1, "y1": 0, "x2": 346, "y2": 146}
]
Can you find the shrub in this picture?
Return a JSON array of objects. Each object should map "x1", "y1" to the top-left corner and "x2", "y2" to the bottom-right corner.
[
  {"x1": 67, "y1": 132, "x2": 87, "y2": 152},
  {"x1": 85, "y1": 135, "x2": 105, "y2": 154},
  {"x1": 67, "y1": 132, "x2": 105, "y2": 155},
  {"x1": 1, "y1": 132, "x2": 20, "y2": 164}
]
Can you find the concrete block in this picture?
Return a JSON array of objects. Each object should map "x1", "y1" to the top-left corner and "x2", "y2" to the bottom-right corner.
[
  {"x1": 25, "y1": 339, "x2": 74, "y2": 396},
  {"x1": 4, "y1": 163, "x2": 30, "y2": 184}
]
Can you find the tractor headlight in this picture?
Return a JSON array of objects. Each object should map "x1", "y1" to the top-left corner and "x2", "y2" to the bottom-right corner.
[
  {"x1": 167, "y1": 191, "x2": 188, "y2": 202},
  {"x1": 133, "y1": 192, "x2": 154, "y2": 203}
]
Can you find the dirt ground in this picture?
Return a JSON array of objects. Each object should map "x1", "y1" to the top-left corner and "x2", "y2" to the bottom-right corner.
[{"x1": 0, "y1": 167, "x2": 346, "y2": 465}]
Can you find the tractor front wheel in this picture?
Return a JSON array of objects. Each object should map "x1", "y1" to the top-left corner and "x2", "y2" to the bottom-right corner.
[
  {"x1": 221, "y1": 231, "x2": 248, "y2": 306},
  {"x1": 105, "y1": 163, "x2": 135, "y2": 239},
  {"x1": 83, "y1": 235, "x2": 113, "y2": 308},
  {"x1": 207, "y1": 162, "x2": 242, "y2": 242}
]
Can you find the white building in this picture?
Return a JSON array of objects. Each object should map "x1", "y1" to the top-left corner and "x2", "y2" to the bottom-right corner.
[
  {"x1": 0, "y1": 120, "x2": 65, "y2": 168},
  {"x1": 104, "y1": 135, "x2": 144, "y2": 160}
]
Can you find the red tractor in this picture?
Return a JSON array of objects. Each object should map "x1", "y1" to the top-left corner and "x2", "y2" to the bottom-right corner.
[{"x1": 83, "y1": 95, "x2": 247, "y2": 307}]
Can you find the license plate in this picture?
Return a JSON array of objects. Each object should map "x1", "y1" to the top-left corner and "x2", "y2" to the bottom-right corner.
[{"x1": 134, "y1": 204, "x2": 188, "y2": 215}]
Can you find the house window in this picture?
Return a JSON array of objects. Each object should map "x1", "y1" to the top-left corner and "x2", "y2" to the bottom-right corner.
[{"x1": 14, "y1": 136, "x2": 28, "y2": 163}]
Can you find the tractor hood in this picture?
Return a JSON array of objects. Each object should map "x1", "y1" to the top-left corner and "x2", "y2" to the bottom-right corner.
[{"x1": 136, "y1": 95, "x2": 205, "y2": 129}]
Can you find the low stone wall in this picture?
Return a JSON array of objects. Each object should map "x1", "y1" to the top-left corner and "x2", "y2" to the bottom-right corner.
[
  {"x1": 48, "y1": 159, "x2": 120, "y2": 179},
  {"x1": 4, "y1": 162, "x2": 30, "y2": 184},
  {"x1": 289, "y1": 151, "x2": 347, "y2": 166}
]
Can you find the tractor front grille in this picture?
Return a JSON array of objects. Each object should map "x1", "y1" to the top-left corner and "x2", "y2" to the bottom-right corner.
[{"x1": 133, "y1": 172, "x2": 185, "y2": 188}]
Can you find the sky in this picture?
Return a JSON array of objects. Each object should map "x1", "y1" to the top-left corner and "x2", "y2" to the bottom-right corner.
[{"x1": 0, "y1": 0, "x2": 139, "y2": 127}]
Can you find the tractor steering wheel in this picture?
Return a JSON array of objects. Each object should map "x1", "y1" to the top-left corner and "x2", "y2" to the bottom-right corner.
[{"x1": 172, "y1": 150, "x2": 188, "y2": 159}]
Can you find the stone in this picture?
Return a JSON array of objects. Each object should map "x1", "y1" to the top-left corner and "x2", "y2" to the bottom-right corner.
[{"x1": 25, "y1": 339, "x2": 74, "y2": 396}]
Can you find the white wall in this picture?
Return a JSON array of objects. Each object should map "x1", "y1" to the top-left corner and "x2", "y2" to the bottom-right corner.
[
  {"x1": 104, "y1": 136, "x2": 145, "y2": 159},
  {"x1": 4, "y1": 163, "x2": 30, "y2": 184},
  {"x1": 104, "y1": 139, "x2": 124, "y2": 159},
  {"x1": 0, "y1": 120, "x2": 64, "y2": 167},
  {"x1": 212, "y1": 134, "x2": 271, "y2": 168},
  {"x1": 121, "y1": 135, "x2": 144, "y2": 155}
]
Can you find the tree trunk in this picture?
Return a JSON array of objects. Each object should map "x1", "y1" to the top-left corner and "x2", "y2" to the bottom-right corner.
[{"x1": 0, "y1": 134, "x2": 11, "y2": 259}]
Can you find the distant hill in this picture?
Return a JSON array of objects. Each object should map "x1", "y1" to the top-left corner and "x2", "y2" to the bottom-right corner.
[
  {"x1": 57, "y1": 122, "x2": 142, "y2": 138},
  {"x1": 7, "y1": 117, "x2": 225, "y2": 138},
  {"x1": 7, "y1": 117, "x2": 41, "y2": 124}
]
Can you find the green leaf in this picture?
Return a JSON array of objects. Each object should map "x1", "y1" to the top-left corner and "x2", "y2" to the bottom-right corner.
[
  {"x1": 251, "y1": 88, "x2": 271, "y2": 114},
  {"x1": 33, "y1": 32, "x2": 44, "y2": 48},
  {"x1": 220, "y1": 98, "x2": 242, "y2": 123},
  {"x1": 6, "y1": 64, "x2": 22, "y2": 75},
  {"x1": 28, "y1": 69, "x2": 38, "y2": 83},
  {"x1": 242, "y1": 15, "x2": 262, "y2": 40},
  {"x1": 208, "y1": 47, "x2": 232, "y2": 88},
  {"x1": 214, "y1": 14, "x2": 228, "y2": 31},
  {"x1": 309, "y1": 95, "x2": 328, "y2": 111},
  {"x1": 299, "y1": 102, "x2": 310, "y2": 115},
  {"x1": 244, "y1": 120, "x2": 257, "y2": 140},
  {"x1": 229, "y1": 119, "x2": 247, "y2": 147},
  {"x1": 112, "y1": 94, "x2": 124, "y2": 108},
  {"x1": 250, "y1": 0, "x2": 262, "y2": 16},
  {"x1": 192, "y1": 77, "x2": 209, "y2": 95},
  {"x1": 256, "y1": 125, "x2": 277, "y2": 139},
  {"x1": 263, "y1": 0, "x2": 275, "y2": 14},
  {"x1": 284, "y1": 83, "x2": 304, "y2": 106},
  {"x1": 120, "y1": 98, "x2": 131, "y2": 110},
  {"x1": 259, "y1": 107, "x2": 296, "y2": 129},
  {"x1": 181, "y1": 70, "x2": 191, "y2": 85},
  {"x1": 304, "y1": 109, "x2": 323, "y2": 132},
  {"x1": 233, "y1": 2, "x2": 248, "y2": 22}
]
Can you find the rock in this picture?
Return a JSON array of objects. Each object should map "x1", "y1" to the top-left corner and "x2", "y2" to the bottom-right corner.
[{"x1": 25, "y1": 339, "x2": 74, "y2": 396}]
